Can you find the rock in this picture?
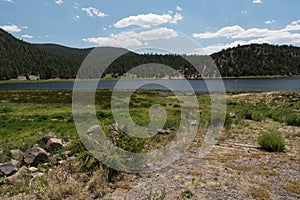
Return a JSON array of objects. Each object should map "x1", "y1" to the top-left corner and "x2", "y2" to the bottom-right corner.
[
  {"x1": 39, "y1": 132, "x2": 56, "y2": 145},
  {"x1": 190, "y1": 120, "x2": 198, "y2": 126},
  {"x1": 109, "y1": 123, "x2": 119, "y2": 131},
  {"x1": 186, "y1": 112, "x2": 194, "y2": 119},
  {"x1": 10, "y1": 149, "x2": 23, "y2": 161},
  {"x1": 58, "y1": 160, "x2": 65, "y2": 165},
  {"x1": 23, "y1": 147, "x2": 49, "y2": 166},
  {"x1": 6, "y1": 166, "x2": 28, "y2": 181},
  {"x1": 29, "y1": 167, "x2": 38, "y2": 172},
  {"x1": 170, "y1": 127, "x2": 177, "y2": 131},
  {"x1": 31, "y1": 172, "x2": 44, "y2": 179},
  {"x1": 157, "y1": 129, "x2": 171, "y2": 135},
  {"x1": 229, "y1": 112, "x2": 236, "y2": 118},
  {"x1": 10, "y1": 159, "x2": 21, "y2": 168},
  {"x1": 86, "y1": 125, "x2": 100, "y2": 135},
  {"x1": 45, "y1": 138, "x2": 63, "y2": 152},
  {"x1": 0, "y1": 153, "x2": 8, "y2": 163},
  {"x1": 0, "y1": 162, "x2": 18, "y2": 176}
]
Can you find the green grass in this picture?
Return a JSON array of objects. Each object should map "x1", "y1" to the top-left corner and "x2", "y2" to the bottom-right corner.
[{"x1": 0, "y1": 90, "x2": 209, "y2": 154}]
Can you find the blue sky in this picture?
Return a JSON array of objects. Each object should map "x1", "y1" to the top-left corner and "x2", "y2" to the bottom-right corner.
[{"x1": 1, "y1": 0, "x2": 300, "y2": 54}]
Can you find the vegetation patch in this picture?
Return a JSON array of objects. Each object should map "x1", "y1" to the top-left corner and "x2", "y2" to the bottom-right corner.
[
  {"x1": 249, "y1": 187, "x2": 271, "y2": 200},
  {"x1": 258, "y1": 131, "x2": 285, "y2": 152}
]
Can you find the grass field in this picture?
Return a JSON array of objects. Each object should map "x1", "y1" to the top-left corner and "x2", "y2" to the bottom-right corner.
[{"x1": 0, "y1": 90, "x2": 299, "y2": 199}]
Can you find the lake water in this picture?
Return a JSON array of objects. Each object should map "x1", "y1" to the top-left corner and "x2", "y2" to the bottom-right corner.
[{"x1": 0, "y1": 77, "x2": 299, "y2": 92}]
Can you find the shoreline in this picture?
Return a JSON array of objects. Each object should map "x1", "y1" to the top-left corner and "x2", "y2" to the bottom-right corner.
[{"x1": 0, "y1": 75, "x2": 299, "y2": 85}]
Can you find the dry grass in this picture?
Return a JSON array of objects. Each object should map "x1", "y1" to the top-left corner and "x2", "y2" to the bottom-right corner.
[
  {"x1": 32, "y1": 168, "x2": 91, "y2": 200},
  {"x1": 249, "y1": 187, "x2": 271, "y2": 200},
  {"x1": 223, "y1": 164, "x2": 252, "y2": 172},
  {"x1": 284, "y1": 180, "x2": 300, "y2": 195}
]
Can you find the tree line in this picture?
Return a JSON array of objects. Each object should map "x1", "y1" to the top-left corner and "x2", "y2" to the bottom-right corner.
[{"x1": 0, "y1": 28, "x2": 300, "y2": 80}]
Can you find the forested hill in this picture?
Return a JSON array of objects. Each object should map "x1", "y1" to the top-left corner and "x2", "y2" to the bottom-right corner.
[
  {"x1": 0, "y1": 28, "x2": 300, "y2": 80},
  {"x1": 211, "y1": 43, "x2": 300, "y2": 77},
  {"x1": 0, "y1": 29, "x2": 92, "y2": 80}
]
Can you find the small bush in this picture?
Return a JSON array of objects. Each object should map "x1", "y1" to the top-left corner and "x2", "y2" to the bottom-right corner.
[
  {"x1": 252, "y1": 112, "x2": 264, "y2": 121},
  {"x1": 258, "y1": 131, "x2": 285, "y2": 152},
  {"x1": 285, "y1": 114, "x2": 300, "y2": 126},
  {"x1": 241, "y1": 109, "x2": 253, "y2": 120},
  {"x1": 181, "y1": 190, "x2": 193, "y2": 198},
  {"x1": 0, "y1": 106, "x2": 13, "y2": 113}
]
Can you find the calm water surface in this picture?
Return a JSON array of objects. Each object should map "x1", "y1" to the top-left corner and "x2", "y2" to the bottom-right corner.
[{"x1": 0, "y1": 77, "x2": 299, "y2": 92}]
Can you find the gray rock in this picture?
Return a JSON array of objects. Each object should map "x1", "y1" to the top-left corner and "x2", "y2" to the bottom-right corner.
[
  {"x1": 45, "y1": 138, "x2": 63, "y2": 152},
  {"x1": 10, "y1": 159, "x2": 21, "y2": 168},
  {"x1": 157, "y1": 129, "x2": 171, "y2": 135},
  {"x1": 6, "y1": 166, "x2": 28, "y2": 181},
  {"x1": 10, "y1": 149, "x2": 23, "y2": 161},
  {"x1": 86, "y1": 125, "x2": 100, "y2": 135},
  {"x1": 190, "y1": 120, "x2": 198, "y2": 126},
  {"x1": 39, "y1": 132, "x2": 56, "y2": 145},
  {"x1": 23, "y1": 147, "x2": 49, "y2": 166},
  {"x1": 0, "y1": 162, "x2": 18, "y2": 176}
]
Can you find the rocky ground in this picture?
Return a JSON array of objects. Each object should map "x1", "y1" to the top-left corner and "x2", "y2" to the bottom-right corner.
[{"x1": 106, "y1": 119, "x2": 300, "y2": 200}]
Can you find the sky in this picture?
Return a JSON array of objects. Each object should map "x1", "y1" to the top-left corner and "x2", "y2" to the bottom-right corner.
[{"x1": 1, "y1": 0, "x2": 300, "y2": 54}]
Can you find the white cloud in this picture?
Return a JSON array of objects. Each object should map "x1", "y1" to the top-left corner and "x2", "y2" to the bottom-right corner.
[
  {"x1": 252, "y1": 0, "x2": 262, "y2": 3},
  {"x1": 193, "y1": 25, "x2": 245, "y2": 39},
  {"x1": 193, "y1": 21, "x2": 300, "y2": 40},
  {"x1": 82, "y1": 7, "x2": 108, "y2": 18},
  {"x1": 54, "y1": 0, "x2": 63, "y2": 5},
  {"x1": 72, "y1": 15, "x2": 80, "y2": 21},
  {"x1": 192, "y1": 20, "x2": 300, "y2": 54},
  {"x1": 284, "y1": 20, "x2": 300, "y2": 31},
  {"x1": 0, "y1": 24, "x2": 21, "y2": 32},
  {"x1": 193, "y1": 40, "x2": 249, "y2": 55},
  {"x1": 83, "y1": 28, "x2": 178, "y2": 48},
  {"x1": 73, "y1": 2, "x2": 79, "y2": 9},
  {"x1": 2, "y1": 0, "x2": 14, "y2": 3},
  {"x1": 114, "y1": 13, "x2": 172, "y2": 28},
  {"x1": 176, "y1": 6, "x2": 183, "y2": 11},
  {"x1": 170, "y1": 13, "x2": 183, "y2": 24},
  {"x1": 21, "y1": 34, "x2": 34, "y2": 39},
  {"x1": 241, "y1": 10, "x2": 247, "y2": 14},
  {"x1": 265, "y1": 20, "x2": 276, "y2": 24},
  {"x1": 82, "y1": 7, "x2": 107, "y2": 18},
  {"x1": 114, "y1": 13, "x2": 183, "y2": 28}
]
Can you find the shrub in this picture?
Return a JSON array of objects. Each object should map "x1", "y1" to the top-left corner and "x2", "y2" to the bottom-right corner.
[
  {"x1": 285, "y1": 113, "x2": 300, "y2": 126},
  {"x1": 258, "y1": 131, "x2": 285, "y2": 152},
  {"x1": 181, "y1": 190, "x2": 193, "y2": 198},
  {"x1": 252, "y1": 112, "x2": 264, "y2": 121}
]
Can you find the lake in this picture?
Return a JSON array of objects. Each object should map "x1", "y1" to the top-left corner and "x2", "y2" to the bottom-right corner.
[{"x1": 0, "y1": 77, "x2": 299, "y2": 92}]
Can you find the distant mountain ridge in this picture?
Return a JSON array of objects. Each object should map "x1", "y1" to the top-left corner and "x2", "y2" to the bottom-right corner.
[{"x1": 0, "y1": 28, "x2": 300, "y2": 80}]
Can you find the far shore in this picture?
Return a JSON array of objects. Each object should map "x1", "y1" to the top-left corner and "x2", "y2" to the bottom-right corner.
[{"x1": 0, "y1": 75, "x2": 299, "y2": 85}]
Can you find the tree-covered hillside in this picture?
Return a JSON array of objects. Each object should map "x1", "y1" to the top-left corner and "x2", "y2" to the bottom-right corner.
[
  {"x1": 211, "y1": 43, "x2": 300, "y2": 77},
  {"x1": 0, "y1": 28, "x2": 300, "y2": 80},
  {"x1": 0, "y1": 29, "x2": 91, "y2": 80}
]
